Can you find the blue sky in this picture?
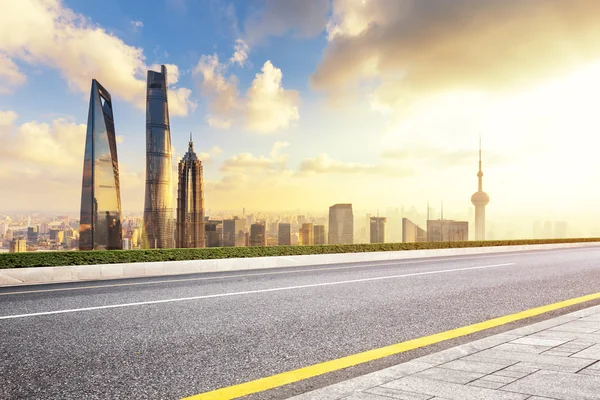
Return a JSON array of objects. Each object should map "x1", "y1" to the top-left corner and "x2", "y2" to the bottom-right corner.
[{"x1": 3, "y1": 0, "x2": 600, "y2": 238}]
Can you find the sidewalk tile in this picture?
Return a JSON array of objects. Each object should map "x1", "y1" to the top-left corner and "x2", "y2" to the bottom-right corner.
[
  {"x1": 383, "y1": 376, "x2": 529, "y2": 400},
  {"x1": 363, "y1": 387, "x2": 434, "y2": 400},
  {"x1": 466, "y1": 380, "x2": 505, "y2": 389},
  {"x1": 502, "y1": 370, "x2": 600, "y2": 399},
  {"x1": 474, "y1": 349, "x2": 596, "y2": 371},
  {"x1": 493, "y1": 343, "x2": 553, "y2": 354},
  {"x1": 548, "y1": 321, "x2": 600, "y2": 334},
  {"x1": 510, "y1": 337, "x2": 568, "y2": 347},
  {"x1": 571, "y1": 344, "x2": 600, "y2": 360},
  {"x1": 437, "y1": 359, "x2": 509, "y2": 374},
  {"x1": 412, "y1": 367, "x2": 484, "y2": 384}
]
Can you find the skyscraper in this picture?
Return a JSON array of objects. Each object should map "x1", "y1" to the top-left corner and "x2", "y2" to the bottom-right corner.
[
  {"x1": 402, "y1": 218, "x2": 427, "y2": 243},
  {"x1": 79, "y1": 79, "x2": 123, "y2": 250},
  {"x1": 143, "y1": 65, "x2": 174, "y2": 249},
  {"x1": 176, "y1": 136, "x2": 205, "y2": 248},
  {"x1": 313, "y1": 225, "x2": 326, "y2": 245},
  {"x1": 250, "y1": 223, "x2": 267, "y2": 246},
  {"x1": 278, "y1": 223, "x2": 291, "y2": 246},
  {"x1": 328, "y1": 204, "x2": 354, "y2": 244},
  {"x1": 205, "y1": 220, "x2": 223, "y2": 247},
  {"x1": 223, "y1": 218, "x2": 246, "y2": 247},
  {"x1": 300, "y1": 223, "x2": 314, "y2": 245},
  {"x1": 471, "y1": 137, "x2": 490, "y2": 241},
  {"x1": 370, "y1": 217, "x2": 386, "y2": 244}
]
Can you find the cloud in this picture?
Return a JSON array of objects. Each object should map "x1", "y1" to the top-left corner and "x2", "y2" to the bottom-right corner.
[
  {"x1": 130, "y1": 20, "x2": 143, "y2": 30},
  {"x1": 312, "y1": 0, "x2": 600, "y2": 111},
  {"x1": 220, "y1": 142, "x2": 291, "y2": 173},
  {"x1": 229, "y1": 39, "x2": 249, "y2": 67},
  {"x1": 194, "y1": 56, "x2": 299, "y2": 133},
  {"x1": 197, "y1": 145, "x2": 223, "y2": 163},
  {"x1": 243, "y1": 0, "x2": 330, "y2": 45},
  {"x1": 381, "y1": 146, "x2": 512, "y2": 168},
  {"x1": 0, "y1": 0, "x2": 194, "y2": 116},
  {"x1": 0, "y1": 55, "x2": 27, "y2": 94},
  {"x1": 298, "y1": 153, "x2": 413, "y2": 177}
]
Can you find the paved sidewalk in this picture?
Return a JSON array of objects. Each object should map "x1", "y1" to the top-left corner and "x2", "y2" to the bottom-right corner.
[{"x1": 290, "y1": 304, "x2": 600, "y2": 400}]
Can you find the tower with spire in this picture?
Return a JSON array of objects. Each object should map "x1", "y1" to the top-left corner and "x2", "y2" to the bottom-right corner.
[
  {"x1": 175, "y1": 133, "x2": 205, "y2": 248},
  {"x1": 471, "y1": 136, "x2": 490, "y2": 241}
]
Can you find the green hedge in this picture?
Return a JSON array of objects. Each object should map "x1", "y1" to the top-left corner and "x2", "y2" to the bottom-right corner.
[{"x1": 1, "y1": 238, "x2": 599, "y2": 269}]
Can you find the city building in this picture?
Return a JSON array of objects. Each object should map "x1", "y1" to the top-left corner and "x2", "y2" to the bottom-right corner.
[
  {"x1": 143, "y1": 65, "x2": 174, "y2": 249},
  {"x1": 50, "y1": 229, "x2": 65, "y2": 246},
  {"x1": 9, "y1": 239, "x2": 26, "y2": 253},
  {"x1": 427, "y1": 220, "x2": 469, "y2": 242},
  {"x1": 299, "y1": 223, "x2": 314, "y2": 245},
  {"x1": 471, "y1": 138, "x2": 490, "y2": 240},
  {"x1": 278, "y1": 223, "x2": 291, "y2": 246},
  {"x1": 176, "y1": 136, "x2": 205, "y2": 248},
  {"x1": 205, "y1": 220, "x2": 223, "y2": 247},
  {"x1": 79, "y1": 79, "x2": 123, "y2": 250},
  {"x1": 27, "y1": 226, "x2": 39, "y2": 244},
  {"x1": 328, "y1": 204, "x2": 354, "y2": 244},
  {"x1": 250, "y1": 223, "x2": 266, "y2": 246},
  {"x1": 370, "y1": 217, "x2": 386, "y2": 244},
  {"x1": 39, "y1": 223, "x2": 49, "y2": 235},
  {"x1": 402, "y1": 218, "x2": 427, "y2": 243},
  {"x1": 554, "y1": 221, "x2": 568, "y2": 238},
  {"x1": 122, "y1": 238, "x2": 131, "y2": 250},
  {"x1": 314, "y1": 225, "x2": 326, "y2": 245},
  {"x1": 223, "y1": 218, "x2": 246, "y2": 247}
]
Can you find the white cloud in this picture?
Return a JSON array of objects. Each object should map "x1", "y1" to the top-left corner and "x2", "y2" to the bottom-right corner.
[
  {"x1": 198, "y1": 146, "x2": 223, "y2": 163},
  {"x1": 130, "y1": 20, "x2": 144, "y2": 29},
  {"x1": 229, "y1": 39, "x2": 249, "y2": 67},
  {"x1": 298, "y1": 153, "x2": 413, "y2": 177},
  {"x1": 220, "y1": 142, "x2": 291, "y2": 172},
  {"x1": 312, "y1": 0, "x2": 600, "y2": 112},
  {"x1": 0, "y1": 0, "x2": 194, "y2": 116},
  {"x1": 0, "y1": 55, "x2": 26, "y2": 94},
  {"x1": 194, "y1": 56, "x2": 299, "y2": 134}
]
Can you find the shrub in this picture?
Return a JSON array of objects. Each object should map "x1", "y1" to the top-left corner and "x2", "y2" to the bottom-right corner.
[{"x1": 0, "y1": 238, "x2": 598, "y2": 269}]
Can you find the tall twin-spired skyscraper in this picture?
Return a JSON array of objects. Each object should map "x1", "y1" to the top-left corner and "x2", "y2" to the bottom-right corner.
[
  {"x1": 79, "y1": 80, "x2": 123, "y2": 250},
  {"x1": 176, "y1": 136, "x2": 205, "y2": 248},
  {"x1": 143, "y1": 65, "x2": 174, "y2": 248}
]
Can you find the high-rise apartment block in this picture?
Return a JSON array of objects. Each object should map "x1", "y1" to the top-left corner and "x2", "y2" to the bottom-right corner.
[
  {"x1": 328, "y1": 204, "x2": 354, "y2": 244},
  {"x1": 278, "y1": 223, "x2": 291, "y2": 246},
  {"x1": 143, "y1": 65, "x2": 174, "y2": 249},
  {"x1": 427, "y1": 220, "x2": 469, "y2": 242},
  {"x1": 176, "y1": 137, "x2": 205, "y2": 248},
  {"x1": 79, "y1": 79, "x2": 123, "y2": 250},
  {"x1": 313, "y1": 225, "x2": 326, "y2": 245},
  {"x1": 370, "y1": 217, "x2": 386, "y2": 244},
  {"x1": 9, "y1": 239, "x2": 26, "y2": 253},
  {"x1": 223, "y1": 218, "x2": 246, "y2": 247},
  {"x1": 250, "y1": 223, "x2": 266, "y2": 246},
  {"x1": 402, "y1": 218, "x2": 427, "y2": 243},
  {"x1": 300, "y1": 223, "x2": 314, "y2": 245},
  {"x1": 205, "y1": 220, "x2": 223, "y2": 247}
]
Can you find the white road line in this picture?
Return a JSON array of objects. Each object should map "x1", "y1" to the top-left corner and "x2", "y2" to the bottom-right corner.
[{"x1": 0, "y1": 263, "x2": 515, "y2": 320}]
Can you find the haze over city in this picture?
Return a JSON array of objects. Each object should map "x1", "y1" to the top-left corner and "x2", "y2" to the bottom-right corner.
[{"x1": 2, "y1": 0, "x2": 600, "y2": 238}]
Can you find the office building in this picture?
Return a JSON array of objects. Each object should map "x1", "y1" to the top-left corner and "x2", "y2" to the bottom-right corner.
[
  {"x1": 250, "y1": 223, "x2": 266, "y2": 246},
  {"x1": 143, "y1": 65, "x2": 174, "y2": 249},
  {"x1": 427, "y1": 219, "x2": 469, "y2": 242},
  {"x1": 278, "y1": 223, "x2": 291, "y2": 246},
  {"x1": 402, "y1": 218, "x2": 427, "y2": 243},
  {"x1": 9, "y1": 239, "x2": 26, "y2": 253},
  {"x1": 50, "y1": 229, "x2": 65, "y2": 245},
  {"x1": 176, "y1": 136, "x2": 205, "y2": 248},
  {"x1": 314, "y1": 225, "x2": 326, "y2": 245},
  {"x1": 370, "y1": 217, "x2": 386, "y2": 244},
  {"x1": 205, "y1": 220, "x2": 223, "y2": 247},
  {"x1": 39, "y1": 223, "x2": 49, "y2": 235},
  {"x1": 223, "y1": 218, "x2": 246, "y2": 247},
  {"x1": 122, "y1": 238, "x2": 131, "y2": 250},
  {"x1": 79, "y1": 79, "x2": 123, "y2": 250},
  {"x1": 471, "y1": 138, "x2": 490, "y2": 240},
  {"x1": 300, "y1": 223, "x2": 314, "y2": 245},
  {"x1": 27, "y1": 226, "x2": 39, "y2": 244},
  {"x1": 328, "y1": 204, "x2": 354, "y2": 244},
  {"x1": 0, "y1": 223, "x2": 8, "y2": 237}
]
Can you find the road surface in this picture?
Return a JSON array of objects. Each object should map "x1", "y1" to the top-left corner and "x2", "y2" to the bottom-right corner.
[{"x1": 2, "y1": 246, "x2": 600, "y2": 399}]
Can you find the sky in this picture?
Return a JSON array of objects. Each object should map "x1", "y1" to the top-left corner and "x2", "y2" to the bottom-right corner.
[{"x1": 1, "y1": 0, "x2": 600, "y2": 231}]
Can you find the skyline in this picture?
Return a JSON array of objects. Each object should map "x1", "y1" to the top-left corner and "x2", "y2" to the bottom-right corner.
[{"x1": 1, "y1": 0, "x2": 600, "y2": 224}]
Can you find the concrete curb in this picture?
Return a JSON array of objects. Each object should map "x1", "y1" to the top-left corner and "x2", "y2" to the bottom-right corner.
[{"x1": 1, "y1": 242, "x2": 599, "y2": 287}]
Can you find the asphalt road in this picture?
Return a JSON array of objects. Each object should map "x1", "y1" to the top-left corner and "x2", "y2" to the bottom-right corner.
[{"x1": 2, "y1": 246, "x2": 600, "y2": 399}]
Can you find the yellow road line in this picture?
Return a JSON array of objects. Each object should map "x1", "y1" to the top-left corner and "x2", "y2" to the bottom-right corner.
[{"x1": 182, "y1": 291, "x2": 600, "y2": 400}]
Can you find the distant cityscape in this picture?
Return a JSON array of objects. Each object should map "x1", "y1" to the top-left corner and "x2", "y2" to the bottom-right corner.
[{"x1": 0, "y1": 66, "x2": 575, "y2": 253}]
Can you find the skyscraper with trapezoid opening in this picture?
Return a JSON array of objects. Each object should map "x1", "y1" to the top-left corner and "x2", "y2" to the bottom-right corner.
[
  {"x1": 79, "y1": 79, "x2": 123, "y2": 250},
  {"x1": 143, "y1": 65, "x2": 174, "y2": 249},
  {"x1": 176, "y1": 134, "x2": 205, "y2": 248}
]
